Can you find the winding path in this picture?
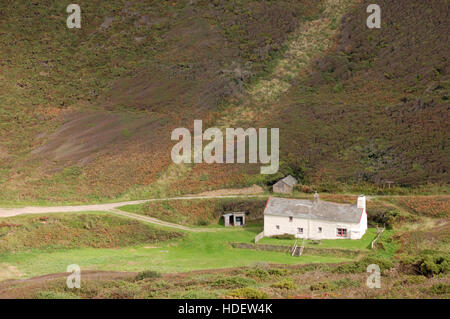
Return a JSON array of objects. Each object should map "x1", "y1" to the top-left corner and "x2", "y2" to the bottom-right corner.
[{"x1": 0, "y1": 195, "x2": 266, "y2": 232}]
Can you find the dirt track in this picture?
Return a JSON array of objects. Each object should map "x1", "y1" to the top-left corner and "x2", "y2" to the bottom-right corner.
[{"x1": 0, "y1": 194, "x2": 266, "y2": 231}]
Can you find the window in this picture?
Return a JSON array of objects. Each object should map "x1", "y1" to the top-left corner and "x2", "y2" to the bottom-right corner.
[
  {"x1": 318, "y1": 227, "x2": 322, "y2": 233},
  {"x1": 337, "y1": 228, "x2": 347, "y2": 237},
  {"x1": 276, "y1": 225, "x2": 280, "y2": 230},
  {"x1": 289, "y1": 216, "x2": 293, "y2": 222},
  {"x1": 297, "y1": 227, "x2": 303, "y2": 234}
]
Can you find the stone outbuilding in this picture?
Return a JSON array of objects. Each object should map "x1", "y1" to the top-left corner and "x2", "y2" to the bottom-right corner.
[
  {"x1": 223, "y1": 212, "x2": 246, "y2": 227},
  {"x1": 272, "y1": 175, "x2": 298, "y2": 194}
]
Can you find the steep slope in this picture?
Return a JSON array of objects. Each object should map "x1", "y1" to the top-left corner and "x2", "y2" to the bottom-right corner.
[
  {"x1": 0, "y1": 0, "x2": 321, "y2": 203},
  {"x1": 274, "y1": 0, "x2": 449, "y2": 185},
  {"x1": 174, "y1": 0, "x2": 449, "y2": 193},
  {"x1": 0, "y1": 0, "x2": 447, "y2": 203}
]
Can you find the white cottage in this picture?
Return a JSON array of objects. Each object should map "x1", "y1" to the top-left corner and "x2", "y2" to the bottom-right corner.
[{"x1": 263, "y1": 194, "x2": 367, "y2": 240}]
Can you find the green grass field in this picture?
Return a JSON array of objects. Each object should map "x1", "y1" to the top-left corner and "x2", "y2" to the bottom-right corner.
[{"x1": 0, "y1": 215, "x2": 351, "y2": 279}]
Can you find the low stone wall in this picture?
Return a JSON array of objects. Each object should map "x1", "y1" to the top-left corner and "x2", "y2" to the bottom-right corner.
[
  {"x1": 232, "y1": 242, "x2": 290, "y2": 253},
  {"x1": 231, "y1": 242, "x2": 364, "y2": 258}
]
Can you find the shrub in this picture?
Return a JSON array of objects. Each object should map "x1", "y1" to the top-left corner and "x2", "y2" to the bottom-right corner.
[
  {"x1": 331, "y1": 278, "x2": 361, "y2": 289},
  {"x1": 271, "y1": 279, "x2": 296, "y2": 290},
  {"x1": 246, "y1": 268, "x2": 269, "y2": 280},
  {"x1": 414, "y1": 254, "x2": 449, "y2": 277},
  {"x1": 100, "y1": 281, "x2": 142, "y2": 299},
  {"x1": 178, "y1": 290, "x2": 219, "y2": 299},
  {"x1": 310, "y1": 282, "x2": 329, "y2": 291},
  {"x1": 333, "y1": 256, "x2": 394, "y2": 274},
  {"x1": 368, "y1": 208, "x2": 400, "y2": 229},
  {"x1": 36, "y1": 290, "x2": 80, "y2": 299},
  {"x1": 212, "y1": 276, "x2": 256, "y2": 289},
  {"x1": 310, "y1": 278, "x2": 360, "y2": 292},
  {"x1": 394, "y1": 275, "x2": 427, "y2": 286},
  {"x1": 429, "y1": 283, "x2": 449, "y2": 295},
  {"x1": 197, "y1": 219, "x2": 209, "y2": 226},
  {"x1": 228, "y1": 287, "x2": 268, "y2": 299},
  {"x1": 271, "y1": 234, "x2": 295, "y2": 240},
  {"x1": 267, "y1": 268, "x2": 289, "y2": 276},
  {"x1": 135, "y1": 270, "x2": 162, "y2": 281}
]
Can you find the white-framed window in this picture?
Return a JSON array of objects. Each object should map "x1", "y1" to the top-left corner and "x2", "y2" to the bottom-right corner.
[
  {"x1": 289, "y1": 216, "x2": 293, "y2": 222},
  {"x1": 337, "y1": 228, "x2": 347, "y2": 237},
  {"x1": 318, "y1": 227, "x2": 322, "y2": 233},
  {"x1": 276, "y1": 225, "x2": 280, "y2": 230},
  {"x1": 297, "y1": 227, "x2": 303, "y2": 234}
]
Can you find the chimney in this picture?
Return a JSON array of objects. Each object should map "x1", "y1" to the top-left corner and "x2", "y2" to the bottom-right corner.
[
  {"x1": 313, "y1": 192, "x2": 319, "y2": 204},
  {"x1": 357, "y1": 195, "x2": 366, "y2": 211}
]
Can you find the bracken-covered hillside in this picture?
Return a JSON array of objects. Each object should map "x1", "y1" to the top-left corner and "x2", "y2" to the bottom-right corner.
[{"x1": 0, "y1": 0, "x2": 448, "y2": 203}]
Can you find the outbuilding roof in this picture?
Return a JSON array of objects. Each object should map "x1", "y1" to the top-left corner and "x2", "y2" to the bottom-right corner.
[
  {"x1": 263, "y1": 197, "x2": 363, "y2": 223},
  {"x1": 277, "y1": 175, "x2": 298, "y2": 187}
]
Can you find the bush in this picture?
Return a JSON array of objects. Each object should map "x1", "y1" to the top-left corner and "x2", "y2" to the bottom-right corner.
[
  {"x1": 100, "y1": 280, "x2": 142, "y2": 299},
  {"x1": 270, "y1": 234, "x2": 295, "y2": 240},
  {"x1": 228, "y1": 287, "x2": 268, "y2": 299},
  {"x1": 271, "y1": 279, "x2": 296, "y2": 290},
  {"x1": 415, "y1": 254, "x2": 449, "y2": 277},
  {"x1": 197, "y1": 219, "x2": 209, "y2": 226},
  {"x1": 331, "y1": 278, "x2": 361, "y2": 289},
  {"x1": 36, "y1": 290, "x2": 80, "y2": 299},
  {"x1": 333, "y1": 256, "x2": 394, "y2": 274},
  {"x1": 368, "y1": 208, "x2": 400, "y2": 229},
  {"x1": 212, "y1": 276, "x2": 256, "y2": 288},
  {"x1": 310, "y1": 282, "x2": 329, "y2": 291},
  {"x1": 135, "y1": 270, "x2": 162, "y2": 281},
  {"x1": 267, "y1": 268, "x2": 289, "y2": 276},
  {"x1": 310, "y1": 278, "x2": 360, "y2": 291},
  {"x1": 246, "y1": 268, "x2": 269, "y2": 280},
  {"x1": 394, "y1": 275, "x2": 427, "y2": 286},
  {"x1": 429, "y1": 283, "x2": 449, "y2": 295}
]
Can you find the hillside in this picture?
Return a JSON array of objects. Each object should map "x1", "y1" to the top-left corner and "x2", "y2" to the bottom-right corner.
[
  {"x1": 178, "y1": 0, "x2": 450, "y2": 192},
  {"x1": 0, "y1": 0, "x2": 448, "y2": 204}
]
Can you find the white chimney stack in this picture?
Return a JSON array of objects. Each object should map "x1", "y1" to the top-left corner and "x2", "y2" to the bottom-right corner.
[{"x1": 357, "y1": 195, "x2": 366, "y2": 211}]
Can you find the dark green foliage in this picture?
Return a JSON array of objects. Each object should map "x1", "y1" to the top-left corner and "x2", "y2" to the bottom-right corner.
[
  {"x1": 216, "y1": 198, "x2": 267, "y2": 221},
  {"x1": 333, "y1": 256, "x2": 394, "y2": 274},
  {"x1": 267, "y1": 268, "x2": 289, "y2": 276},
  {"x1": 245, "y1": 268, "x2": 269, "y2": 280},
  {"x1": 271, "y1": 279, "x2": 296, "y2": 290},
  {"x1": 309, "y1": 281, "x2": 329, "y2": 291},
  {"x1": 270, "y1": 234, "x2": 295, "y2": 240},
  {"x1": 228, "y1": 287, "x2": 268, "y2": 299},
  {"x1": 197, "y1": 219, "x2": 210, "y2": 226},
  {"x1": 135, "y1": 270, "x2": 162, "y2": 281},
  {"x1": 212, "y1": 276, "x2": 256, "y2": 288},
  {"x1": 429, "y1": 283, "x2": 449, "y2": 295},
  {"x1": 368, "y1": 208, "x2": 400, "y2": 229},
  {"x1": 410, "y1": 253, "x2": 449, "y2": 277},
  {"x1": 310, "y1": 278, "x2": 360, "y2": 291}
]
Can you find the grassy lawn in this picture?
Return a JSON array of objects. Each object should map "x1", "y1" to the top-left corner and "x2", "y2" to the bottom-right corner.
[
  {"x1": 258, "y1": 228, "x2": 378, "y2": 251},
  {"x1": 0, "y1": 223, "x2": 351, "y2": 279}
]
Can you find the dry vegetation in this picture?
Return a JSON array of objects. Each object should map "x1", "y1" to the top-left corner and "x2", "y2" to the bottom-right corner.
[
  {"x1": 122, "y1": 197, "x2": 267, "y2": 226},
  {"x1": 0, "y1": 0, "x2": 322, "y2": 203},
  {"x1": 0, "y1": 213, "x2": 182, "y2": 252},
  {"x1": 1, "y1": 261, "x2": 448, "y2": 299}
]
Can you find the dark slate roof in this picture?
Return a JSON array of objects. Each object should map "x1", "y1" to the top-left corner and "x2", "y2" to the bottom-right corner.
[
  {"x1": 277, "y1": 175, "x2": 298, "y2": 187},
  {"x1": 263, "y1": 197, "x2": 363, "y2": 223}
]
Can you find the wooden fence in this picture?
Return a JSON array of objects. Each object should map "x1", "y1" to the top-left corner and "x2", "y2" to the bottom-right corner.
[
  {"x1": 371, "y1": 226, "x2": 385, "y2": 249},
  {"x1": 254, "y1": 231, "x2": 264, "y2": 243}
]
